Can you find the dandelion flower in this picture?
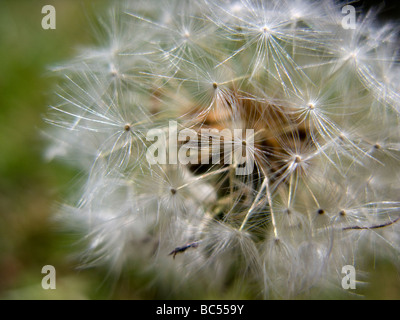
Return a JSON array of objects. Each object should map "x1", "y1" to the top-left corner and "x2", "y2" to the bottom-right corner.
[{"x1": 46, "y1": 0, "x2": 400, "y2": 298}]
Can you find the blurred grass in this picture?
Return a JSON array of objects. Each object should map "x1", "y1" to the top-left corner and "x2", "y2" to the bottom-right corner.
[
  {"x1": 0, "y1": 0, "x2": 110, "y2": 299},
  {"x1": 0, "y1": 0, "x2": 399, "y2": 300}
]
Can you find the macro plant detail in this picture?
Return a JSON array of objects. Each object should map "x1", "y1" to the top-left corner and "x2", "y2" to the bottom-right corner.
[{"x1": 45, "y1": 0, "x2": 400, "y2": 298}]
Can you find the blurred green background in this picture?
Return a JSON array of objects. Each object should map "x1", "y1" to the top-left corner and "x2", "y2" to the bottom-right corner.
[
  {"x1": 0, "y1": 0, "x2": 113, "y2": 299},
  {"x1": 0, "y1": 0, "x2": 399, "y2": 300}
]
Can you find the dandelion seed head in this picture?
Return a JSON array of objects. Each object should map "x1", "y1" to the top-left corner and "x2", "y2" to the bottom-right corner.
[{"x1": 45, "y1": 0, "x2": 400, "y2": 299}]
